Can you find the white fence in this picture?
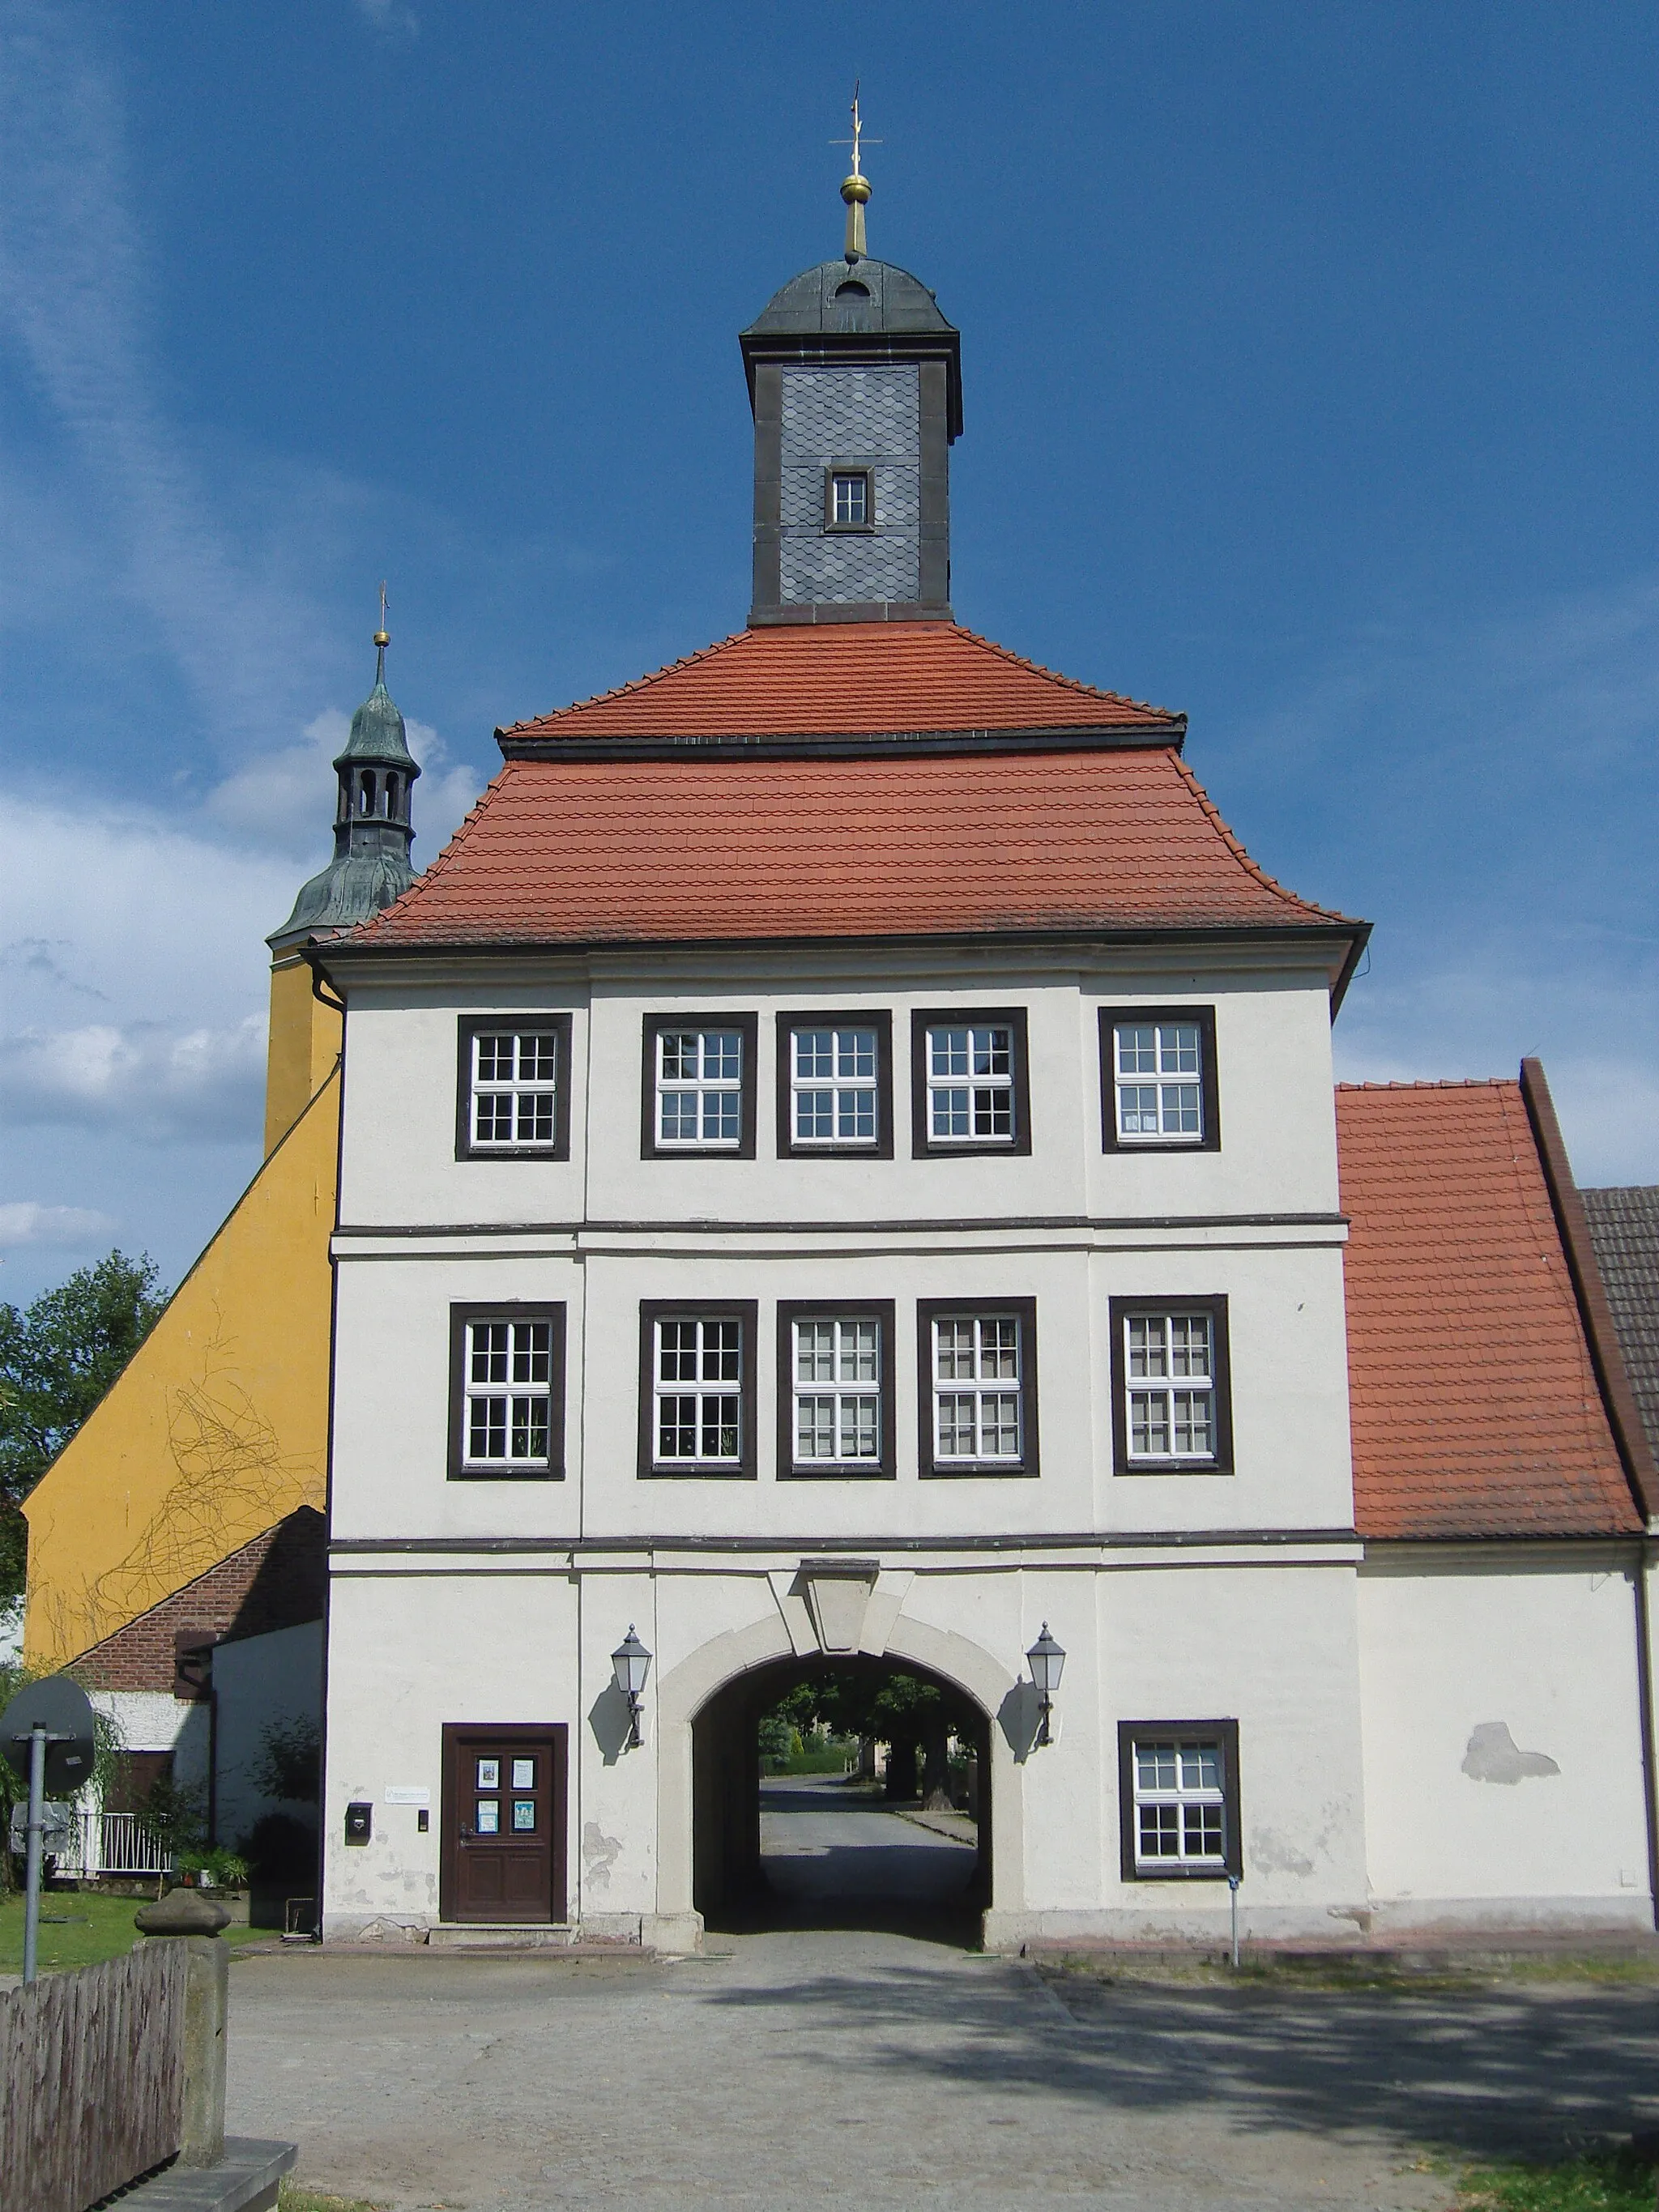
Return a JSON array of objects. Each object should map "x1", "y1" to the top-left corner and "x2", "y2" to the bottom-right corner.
[{"x1": 56, "y1": 1811, "x2": 173, "y2": 1878}]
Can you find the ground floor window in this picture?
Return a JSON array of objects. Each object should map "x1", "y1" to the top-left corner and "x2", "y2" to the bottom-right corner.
[{"x1": 1117, "y1": 1719, "x2": 1241, "y2": 1880}]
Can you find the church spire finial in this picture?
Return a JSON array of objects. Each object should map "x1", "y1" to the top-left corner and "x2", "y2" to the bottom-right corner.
[
  {"x1": 373, "y1": 580, "x2": 390, "y2": 684},
  {"x1": 833, "y1": 82, "x2": 877, "y2": 262}
]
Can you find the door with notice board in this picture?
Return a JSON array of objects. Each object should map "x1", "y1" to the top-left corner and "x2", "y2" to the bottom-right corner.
[{"x1": 439, "y1": 1723, "x2": 567, "y2": 1924}]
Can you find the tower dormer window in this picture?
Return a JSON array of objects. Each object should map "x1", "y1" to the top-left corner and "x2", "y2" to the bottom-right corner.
[{"x1": 826, "y1": 468, "x2": 872, "y2": 531}]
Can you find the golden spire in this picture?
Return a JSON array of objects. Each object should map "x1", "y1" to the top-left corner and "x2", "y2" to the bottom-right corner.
[
  {"x1": 373, "y1": 580, "x2": 390, "y2": 683},
  {"x1": 832, "y1": 82, "x2": 878, "y2": 262}
]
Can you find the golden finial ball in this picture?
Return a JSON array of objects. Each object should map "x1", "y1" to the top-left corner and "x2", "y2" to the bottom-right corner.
[
  {"x1": 841, "y1": 173, "x2": 872, "y2": 206},
  {"x1": 373, "y1": 629, "x2": 390, "y2": 649}
]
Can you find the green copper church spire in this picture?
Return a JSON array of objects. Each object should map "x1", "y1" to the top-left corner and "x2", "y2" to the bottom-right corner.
[{"x1": 268, "y1": 592, "x2": 423, "y2": 950}]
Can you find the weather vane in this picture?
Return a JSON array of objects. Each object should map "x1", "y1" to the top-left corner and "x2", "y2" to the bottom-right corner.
[{"x1": 830, "y1": 81, "x2": 880, "y2": 262}]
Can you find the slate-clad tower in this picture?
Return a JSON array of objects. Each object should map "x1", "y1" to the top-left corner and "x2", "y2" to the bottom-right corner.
[{"x1": 740, "y1": 186, "x2": 961, "y2": 626}]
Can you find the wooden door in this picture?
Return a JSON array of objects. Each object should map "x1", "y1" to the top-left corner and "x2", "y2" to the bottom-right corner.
[{"x1": 439, "y1": 1724, "x2": 567, "y2": 1924}]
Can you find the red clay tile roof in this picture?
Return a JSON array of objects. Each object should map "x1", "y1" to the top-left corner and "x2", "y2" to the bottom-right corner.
[
  {"x1": 354, "y1": 745, "x2": 1356, "y2": 950},
  {"x1": 1337, "y1": 1081, "x2": 1641, "y2": 1540},
  {"x1": 498, "y1": 624, "x2": 1180, "y2": 744}
]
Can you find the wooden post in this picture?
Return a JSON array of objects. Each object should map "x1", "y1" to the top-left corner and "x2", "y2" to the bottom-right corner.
[{"x1": 134, "y1": 1889, "x2": 232, "y2": 2167}]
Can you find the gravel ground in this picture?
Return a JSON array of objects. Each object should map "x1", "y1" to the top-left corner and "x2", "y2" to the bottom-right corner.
[{"x1": 224, "y1": 1794, "x2": 1659, "y2": 2211}]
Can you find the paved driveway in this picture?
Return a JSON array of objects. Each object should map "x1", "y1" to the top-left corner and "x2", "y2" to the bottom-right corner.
[{"x1": 226, "y1": 1798, "x2": 1659, "y2": 2211}]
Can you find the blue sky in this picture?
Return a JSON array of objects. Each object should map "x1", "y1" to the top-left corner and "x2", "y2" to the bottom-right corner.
[{"x1": 2, "y1": 0, "x2": 1657, "y2": 1305}]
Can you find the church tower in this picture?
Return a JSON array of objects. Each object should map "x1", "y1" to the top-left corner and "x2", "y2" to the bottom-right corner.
[
  {"x1": 262, "y1": 617, "x2": 422, "y2": 1153},
  {"x1": 740, "y1": 100, "x2": 961, "y2": 625}
]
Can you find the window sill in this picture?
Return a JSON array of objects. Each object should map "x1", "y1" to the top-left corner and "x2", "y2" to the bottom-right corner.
[
  {"x1": 782, "y1": 1464, "x2": 897, "y2": 1481},
  {"x1": 450, "y1": 1468, "x2": 563, "y2": 1482},
  {"x1": 642, "y1": 1466, "x2": 757, "y2": 1481},
  {"x1": 921, "y1": 1463, "x2": 1038, "y2": 1481},
  {"x1": 1127, "y1": 1865, "x2": 1235, "y2": 1883},
  {"x1": 1117, "y1": 1461, "x2": 1233, "y2": 1478}
]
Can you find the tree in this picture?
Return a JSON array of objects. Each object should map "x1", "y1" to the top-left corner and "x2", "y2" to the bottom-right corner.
[{"x1": 0, "y1": 1251, "x2": 168, "y2": 1606}]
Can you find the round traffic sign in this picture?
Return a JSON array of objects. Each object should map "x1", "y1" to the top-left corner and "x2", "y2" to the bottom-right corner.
[{"x1": 1, "y1": 1674, "x2": 98, "y2": 1796}]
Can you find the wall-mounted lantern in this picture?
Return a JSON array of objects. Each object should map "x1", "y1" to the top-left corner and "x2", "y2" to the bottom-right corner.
[
  {"x1": 1026, "y1": 1623, "x2": 1065, "y2": 1747},
  {"x1": 612, "y1": 1626, "x2": 652, "y2": 1749}
]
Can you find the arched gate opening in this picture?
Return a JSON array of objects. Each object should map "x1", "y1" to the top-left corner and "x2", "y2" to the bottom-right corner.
[{"x1": 692, "y1": 1653, "x2": 992, "y2": 1936}]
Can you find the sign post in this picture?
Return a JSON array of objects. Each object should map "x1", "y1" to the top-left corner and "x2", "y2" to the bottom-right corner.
[{"x1": 2, "y1": 1673, "x2": 99, "y2": 1987}]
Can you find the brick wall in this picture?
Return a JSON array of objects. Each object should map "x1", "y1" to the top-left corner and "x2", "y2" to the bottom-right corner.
[{"x1": 75, "y1": 1507, "x2": 326, "y2": 1693}]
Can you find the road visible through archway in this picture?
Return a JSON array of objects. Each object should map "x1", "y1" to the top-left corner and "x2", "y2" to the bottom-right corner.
[{"x1": 759, "y1": 1775, "x2": 977, "y2": 1918}]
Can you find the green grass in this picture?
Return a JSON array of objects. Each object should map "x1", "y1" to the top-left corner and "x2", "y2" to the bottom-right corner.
[
  {"x1": 1455, "y1": 2150, "x2": 1657, "y2": 2210},
  {"x1": 278, "y1": 2184, "x2": 387, "y2": 2212},
  {"x1": 0, "y1": 1889, "x2": 270, "y2": 1973},
  {"x1": 1043, "y1": 1950, "x2": 1659, "y2": 1995}
]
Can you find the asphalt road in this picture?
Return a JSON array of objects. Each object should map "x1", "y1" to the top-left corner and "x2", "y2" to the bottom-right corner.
[{"x1": 223, "y1": 1797, "x2": 1659, "y2": 2211}]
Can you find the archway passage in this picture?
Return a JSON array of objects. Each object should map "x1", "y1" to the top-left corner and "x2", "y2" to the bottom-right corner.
[{"x1": 692, "y1": 1654, "x2": 991, "y2": 1938}]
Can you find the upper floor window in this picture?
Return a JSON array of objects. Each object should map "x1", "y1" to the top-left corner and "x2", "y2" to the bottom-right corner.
[
  {"x1": 1098, "y1": 1007, "x2": 1219, "y2": 1153},
  {"x1": 1117, "y1": 1720, "x2": 1241, "y2": 1882},
  {"x1": 917, "y1": 1298, "x2": 1039, "y2": 1477},
  {"x1": 911, "y1": 1009, "x2": 1032, "y2": 1158},
  {"x1": 826, "y1": 467, "x2": 872, "y2": 531},
  {"x1": 777, "y1": 1012, "x2": 893, "y2": 1157},
  {"x1": 642, "y1": 1015, "x2": 757, "y2": 1160},
  {"x1": 638, "y1": 1302, "x2": 757, "y2": 1478},
  {"x1": 456, "y1": 1016, "x2": 572, "y2": 1161},
  {"x1": 1109, "y1": 1297, "x2": 1232, "y2": 1475},
  {"x1": 778, "y1": 1302, "x2": 896, "y2": 1478},
  {"x1": 448, "y1": 1304, "x2": 565, "y2": 1480}
]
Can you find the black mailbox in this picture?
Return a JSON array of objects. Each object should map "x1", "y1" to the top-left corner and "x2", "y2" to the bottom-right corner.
[{"x1": 344, "y1": 1801, "x2": 372, "y2": 1844}]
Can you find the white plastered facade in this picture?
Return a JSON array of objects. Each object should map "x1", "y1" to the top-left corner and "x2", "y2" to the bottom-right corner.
[{"x1": 318, "y1": 940, "x2": 1659, "y2": 1946}]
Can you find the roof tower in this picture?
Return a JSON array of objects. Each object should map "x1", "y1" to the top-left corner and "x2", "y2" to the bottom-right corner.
[
  {"x1": 740, "y1": 90, "x2": 958, "y2": 628},
  {"x1": 269, "y1": 599, "x2": 422, "y2": 950}
]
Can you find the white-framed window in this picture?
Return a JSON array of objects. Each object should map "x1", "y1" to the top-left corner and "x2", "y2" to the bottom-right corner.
[
  {"x1": 932, "y1": 1314, "x2": 1022, "y2": 1462},
  {"x1": 1130, "y1": 1736, "x2": 1227, "y2": 1870},
  {"x1": 926, "y1": 1025, "x2": 1014, "y2": 1144},
  {"x1": 1115, "y1": 1021, "x2": 1202, "y2": 1142},
  {"x1": 656, "y1": 1029, "x2": 743, "y2": 1148},
  {"x1": 792, "y1": 1026, "x2": 879, "y2": 1146},
  {"x1": 469, "y1": 1029, "x2": 561, "y2": 1149},
  {"x1": 463, "y1": 1319, "x2": 553, "y2": 1468},
  {"x1": 1125, "y1": 1311, "x2": 1216, "y2": 1462},
  {"x1": 830, "y1": 469, "x2": 870, "y2": 526},
  {"x1": 793, "y1": 1316, "x2": 881, "y2": 1464},
  {"x1": 654, "y1": 1316, "x2": 743, "y2": 1465}
]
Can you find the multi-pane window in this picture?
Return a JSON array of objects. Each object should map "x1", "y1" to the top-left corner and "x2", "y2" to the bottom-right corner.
[
  {"x1": 830, "y1": 470, "x2": 869, "y2": 526},
  {"x1": 1130, "y1": 1737, "x2": 1228, "y2": 1871},
  {"x1": 932, "y1": 1315, "x2": 1023, "y2": 1463},
  {"x1": 793, "y1": 1316, "x2": 881, "y2": 1465},
  {"x1": 656, "y1": 1029, "x2": 743, "y2": 1149},
  {"x1": 926, "y1": 1025, "x2": 1014, "y2": 1144},
  {"x1": 1115, "y1": 1021, "x2": 1202, "y2": 1142},
  {"x1": 463, "y1": 1319, "x2": 553, "y2": 1469},
  {"x1": 1125, "y1": 1311, "x2": 1217, "y2": 1463},
  {"x1": 792, "y1": 1027, "x2": 878, "y2": 1146},
  {"x1": 654, "y1": 1317, "x2": 744, "y2": 1467},
  {"x1": 469, "y1": 1029, "x2": 560, "y2": 1149}
]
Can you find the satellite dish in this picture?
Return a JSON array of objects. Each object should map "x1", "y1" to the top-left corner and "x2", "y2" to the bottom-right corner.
[{"x1": 1, "y1": 1674, "x2": 98, "y2": 1797}]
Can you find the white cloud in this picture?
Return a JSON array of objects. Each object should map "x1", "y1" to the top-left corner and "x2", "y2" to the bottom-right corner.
[
  {"x1": 0, "y1": 1200, "x2": 116, "y2": 1250},
  {"x1": 0, "y1": 1015, "x2": 265, "y2": 1140}
]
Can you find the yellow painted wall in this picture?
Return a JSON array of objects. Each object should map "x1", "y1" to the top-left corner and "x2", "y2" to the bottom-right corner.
[
  {"x1": 23, "y1": 1042, "x2": 340, "y2": 1669},
  {"x1": 266, "y1": 956, "x2": 343, "y2": 1156}
]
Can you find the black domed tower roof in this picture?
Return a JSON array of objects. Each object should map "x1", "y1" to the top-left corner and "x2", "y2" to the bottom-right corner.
[{"x1": 740, "y1": 258, "x2": 962, "y2": 440}]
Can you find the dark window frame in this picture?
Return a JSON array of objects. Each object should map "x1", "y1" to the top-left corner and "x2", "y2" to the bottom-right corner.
[
  {"x1": 774, "y1": 1011, "x2": 894, "y2": 1160},
  {"x1": 640, "y1": 1013, "x2": 760, "y2": 1161},
  {"x1": 448, "y1": 1302, "x2": 568, "y2": 1481},
  {"x1": 915, "y1": 1296, "x2": 1040, "y2": 1479},
  {"x1": 455, "y1": 1014, "x2": 574, "y2": 1162},
  {"x1": 910, "y1": 1008, "x2": 1033, "y2": 1160},
  {"x1": 1117, "y1": 1718, "x2": 1242, "y2": 1882},
  {"x1": 776, "y1": 1299, "x2": 898, "y2": 1481},
  {"x1": 638, "y1": 1299, "x2": 760, "y2": 1481},
  {"x1": 1108, "y1": 1294, "x2": 1233, "y2": 1477},
  {"x1": 823, "y1": 464, "x2": 876, "y2": 534},
  {"x1": 1098, "y1": 1006, "x2": 1220, "y2": 1155}
]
